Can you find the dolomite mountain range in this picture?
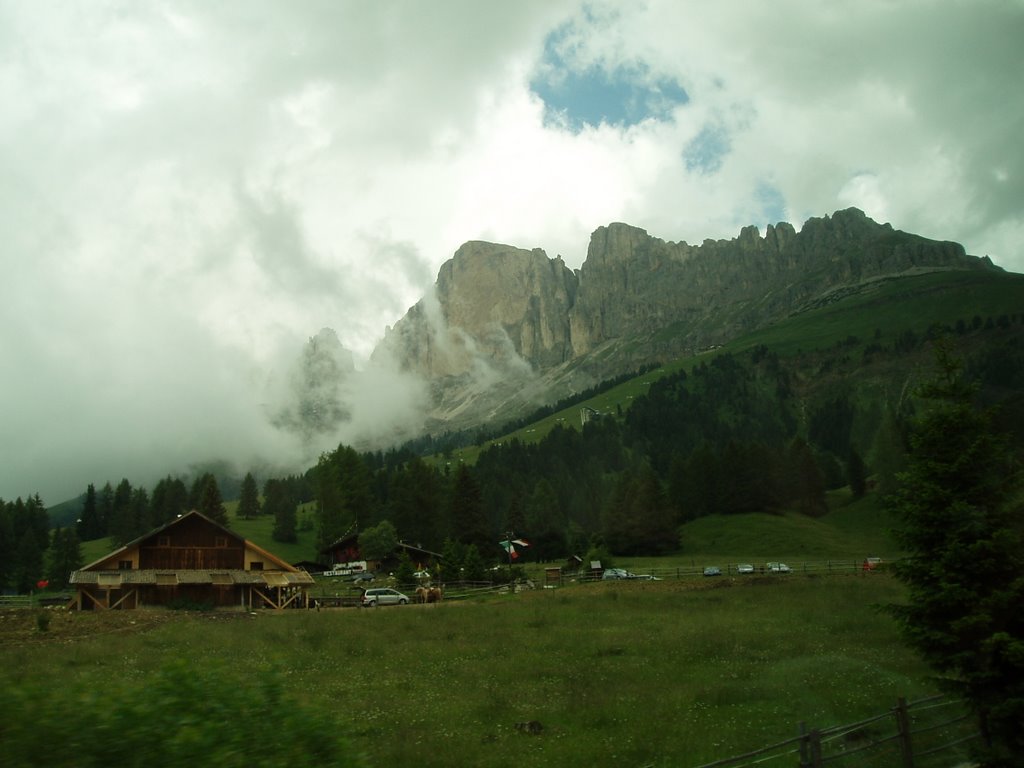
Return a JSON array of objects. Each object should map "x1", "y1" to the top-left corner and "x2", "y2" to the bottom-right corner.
[{"x1": 286, "y1": 208, "x2": 997, "y2": 441}]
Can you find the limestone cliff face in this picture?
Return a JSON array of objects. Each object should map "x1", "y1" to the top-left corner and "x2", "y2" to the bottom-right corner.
[
  {"x1": 373, "y1": 208, "x2": 990, "y2": 428},
  {"x1": 375, "y1": 241, "x2": 577, "y2": 380}
]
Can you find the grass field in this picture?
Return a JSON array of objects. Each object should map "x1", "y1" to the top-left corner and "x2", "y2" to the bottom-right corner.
[{"x1": 1, "y1": 573, "x2": 957, "y2": 767}]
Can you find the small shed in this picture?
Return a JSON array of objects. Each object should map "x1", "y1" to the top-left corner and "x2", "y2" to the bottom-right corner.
[{"x1": 69, "y1": 510, "x2": 314, "y2": 611}]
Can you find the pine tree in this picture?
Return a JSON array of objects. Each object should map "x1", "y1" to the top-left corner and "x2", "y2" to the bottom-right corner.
[
  {"x1": 0, "y1": 501, "x2": 15, "y2": 590},
  {"x1": 78, "y1": 483, "x2": 101, "y2": 540},
  {"x1": 316, "y1": 452, "x2": 350, "y2": 552},
  {"x1": 195, "y1": 474, "x2": 229, "y2": 526},
  {"x1": 238, "y1": 472, "x2": 261, "y2": 520},
  {"x1": 47, "y1": 527, "x2": 84, "y2": 587},
  {"x1": 97, "y1": 482, "x2": 114, "y2": 538},
  {"x1": 266, "y1": 479, "x2": 298, "y2": 544},
  {"x1": 13, "y1": 527, "x2": 42, "y2": 593},
  {"x1": 108, "y1": 479, "x2": 136, "y2": 546},
  {"x1": 889, "y1": 346, "x2": 1024, "y2": 766},
  {"x1": 449, "y1": 464, "x2": 489, "y2": 555},
  {"x1": 847, "y1": 447, "x2": 867, "y2": 499},
  {"x1": 150, "y1": 476, "x2": 188, "y2": 527}
]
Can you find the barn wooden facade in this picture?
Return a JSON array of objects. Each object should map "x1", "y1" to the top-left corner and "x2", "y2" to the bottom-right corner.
[{"x1": 69, "y1": 511, "x2": 314, "y2": 610}]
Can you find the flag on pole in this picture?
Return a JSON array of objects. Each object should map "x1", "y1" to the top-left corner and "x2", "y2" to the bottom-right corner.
[{"x1": 499, "y1": 538, "x2": 530, "y2": 560}]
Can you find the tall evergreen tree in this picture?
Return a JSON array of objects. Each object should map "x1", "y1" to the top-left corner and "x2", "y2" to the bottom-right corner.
[
  {"x1": 78, "y1": 483, "x2": 101, "y2": 540},
  {"x1": 334, "y1": 446, "x2": 377, "y2": 529},
  {"x1": 13, "y1": 527, "x2": 42, "y2": 593},
  {"x1": 97, "y1": 482, "x2": 114, "y2": 538},
  {"x1": 787, "y1": 438, "x2": 828, "y2": 516},
  {"x1": 150, "y1": 476, "x2": 188, "y2": 527},
  {"x1": 47, "y1": 527, "x2": 83, "y2": 588},
  {"x1": 195, "y1": 474, "x2": 229, "y2": 526},
  {"x1": 315, "y1": 452, "x2": 350, "y2": 552},
  {"x1": 237, "y1": 472, "x2": 261, "y2": 520},
  {"x1": 266, "y1": 479, "x2": 298, "y2": 544},
  {"x1": 847, "y1": 447, "x2": 867, "y2": 499},
  {"x1": 25, "y1": 494, "x2": 49, "y2": 551},
  {"x1": 449, "y1": 464, "x2": 489, "y2": 555},
  {"x1": 889, "y1": 347, "x2": 1024, "y2": 766},
  {"x1": 108, "y1": 479, "x2": 137, "y2": 545},
  {"x1": 0, "y1": 500, "x2": 17, "y2": 590}
]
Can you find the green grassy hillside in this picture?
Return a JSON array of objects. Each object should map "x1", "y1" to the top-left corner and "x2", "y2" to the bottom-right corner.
[{"x1": 444, "y1": 269, "x2": 1024, "y2": 464}]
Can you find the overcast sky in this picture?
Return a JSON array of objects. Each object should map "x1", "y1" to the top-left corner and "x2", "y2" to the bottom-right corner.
[{"x1": 2, "y1": 1, "x2": 1022, "y2": 504}]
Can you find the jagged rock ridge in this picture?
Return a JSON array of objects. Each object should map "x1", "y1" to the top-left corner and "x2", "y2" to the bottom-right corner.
[{"x1": 373, "y1": 208, "x2": 993, "y2": 430}]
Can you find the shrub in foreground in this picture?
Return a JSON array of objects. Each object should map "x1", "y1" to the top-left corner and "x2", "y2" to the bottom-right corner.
[{"x1": 0, "y1": 659, "x2": 366, "y2": 768}]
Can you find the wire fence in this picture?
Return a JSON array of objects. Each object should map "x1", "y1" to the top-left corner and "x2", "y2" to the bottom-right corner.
[
  {"x1": 564, "y1": 559, "x2": 892, "y2": 584},
  {"x1": 693, "y1": 695, "x2": 979, "y2": 768}
]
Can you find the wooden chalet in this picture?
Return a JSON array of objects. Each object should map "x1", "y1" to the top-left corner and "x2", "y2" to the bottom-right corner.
[
  {"x1": 321, "y1": 533, "x2": 442, "y2": 573},
  {"x1": 69, "y1": 510, "x2": 314, "y2": 611}
]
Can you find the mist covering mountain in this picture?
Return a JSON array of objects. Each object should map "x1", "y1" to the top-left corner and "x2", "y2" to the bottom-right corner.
[{"x1": 290, "y1": 208, "x2": 994, "y2": 439}]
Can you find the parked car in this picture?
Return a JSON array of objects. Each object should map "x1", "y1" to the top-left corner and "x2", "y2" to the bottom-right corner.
[
  {"x1": 736, "y1": 563, "x2": 755, "y2": 574},
  {"x1": 351, "y1": 572, "x2": 375, "y2": 583},
  {"x1": 766, "y1": 562, "x2": 791, "y2": 573},
  {"x1": 863, "y1": 557, "x2": 883, "y2": 571},
  {"x1": 602, "y1": 568, "x2": 630, "y2": 580},
  {"x1": 703, "y1": 566, "x2": 722, "y2": 577},
  {"x1": 602, "y1": 568, "x2": 660, "y2": 581},
  {"x1": 361, "y1": 588, "x2": 409, "y2": 607}
]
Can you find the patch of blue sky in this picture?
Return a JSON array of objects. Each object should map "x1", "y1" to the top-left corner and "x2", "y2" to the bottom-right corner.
[
  {"x1": 683, "y1": 124, "x2": 731, "y2": 175},
  {"x1": 531, "y1": 32, "x2": 687, "y2": 131},
  {"x1": 756, "y1": 181, "x2": 787, "y2": 225}
]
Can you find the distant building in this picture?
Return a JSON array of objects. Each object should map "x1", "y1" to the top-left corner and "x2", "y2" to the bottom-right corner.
[
  {"x1": 321, "y1": 533, "x2": 442, "y2": 574},
  {"x1": 70, "y1": 510, "x2": 314, "y2": 610}
]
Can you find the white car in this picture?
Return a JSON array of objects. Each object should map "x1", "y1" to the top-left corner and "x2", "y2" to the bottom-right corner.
[
  {"x1": 736, "y1": 563, "x2": 755, "y2": 574},
  {"x1": 361, "y1": 588, "x2": 409, "y2": 607},
  {"x1": 602, "y1": 568, "x2": 660, "y2": 581},
  {"x1": 767, "y1": 562, "x2": 791, "y2": 573}
]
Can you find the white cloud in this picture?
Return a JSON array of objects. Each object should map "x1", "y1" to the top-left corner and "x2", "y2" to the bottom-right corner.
[{"x1": 1, "y1": 0, "x2": 1021, "y2": 502}]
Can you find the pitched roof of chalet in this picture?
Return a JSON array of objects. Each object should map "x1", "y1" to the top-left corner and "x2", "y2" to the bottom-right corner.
[
  {"x1": 76, "y1": 509, "x2": 304, "y2": 576},
  {"x1": 321, "y1": 530, "x2": 359, "y2": 553},
  {"x1": 320, "y1": 532, "x2": 442, "y2": 561},
  {"x1": 70, "y1": 569, "x2": 313, "y2": 586}
]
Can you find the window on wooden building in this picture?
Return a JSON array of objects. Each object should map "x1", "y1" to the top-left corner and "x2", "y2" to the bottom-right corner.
[
  {"x1": 249, "y1": 561, "x2": 263, "y2": 571},
  {"x1": 214, "y1": 536, "x2": 228, "y2": 548},
  {"x1": 118, "y1": 560, "x2": 132, "y2": 570},
  {"x1": 158, "y1": 535, "x2": 171, "y2": 547}
]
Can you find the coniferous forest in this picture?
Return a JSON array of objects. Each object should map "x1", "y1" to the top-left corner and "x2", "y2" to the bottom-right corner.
[{"x1": 5, "y1": 309, "x2": 1024, "y2": 593}]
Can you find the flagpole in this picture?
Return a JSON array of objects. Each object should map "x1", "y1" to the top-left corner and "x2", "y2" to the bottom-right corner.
[{"x1": 506, "y1": 530, "x2": 513, "y2": 578}]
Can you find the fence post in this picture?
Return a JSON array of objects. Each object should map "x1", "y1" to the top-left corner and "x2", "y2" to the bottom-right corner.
[
  {"x1": 797, "y1": 722, "x2": 824, "y2": 768},
  {"x1": 894, "y1": 696, "x2": 915, "y2": 768},
  {"x1": 809, "y1": 728, "x2": 823, "y2": 768}
]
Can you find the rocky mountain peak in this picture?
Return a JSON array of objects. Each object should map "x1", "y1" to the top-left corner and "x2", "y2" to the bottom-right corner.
[{"x1": 371, "y1": 209, "x2": 992, "y2": 430}]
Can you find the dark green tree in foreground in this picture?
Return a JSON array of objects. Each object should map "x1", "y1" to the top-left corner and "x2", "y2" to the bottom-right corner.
[{"x1": 889, "y1": 345, "x2": 1024, "y2": 766}]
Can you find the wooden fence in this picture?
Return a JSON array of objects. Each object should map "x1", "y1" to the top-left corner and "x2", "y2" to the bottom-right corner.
[
  {"x1": 0, "y1": 593, "x2": 71, "y2": 609},
  {"x1": 694, "y1": 695, "x2": 979, "y2": 768}
]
